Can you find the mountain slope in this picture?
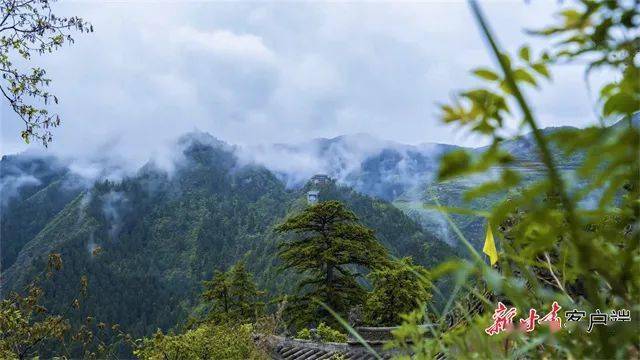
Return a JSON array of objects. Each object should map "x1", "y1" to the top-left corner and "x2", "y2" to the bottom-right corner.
[
  {"x1": 2, "y1": 132, "x2": 456, "y2": 340},
  {"x1": 0, "y1": 154, "x2": 85, "y2": 270}
]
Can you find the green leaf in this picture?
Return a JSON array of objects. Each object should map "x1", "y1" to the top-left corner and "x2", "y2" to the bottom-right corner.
[
  {"x1": 513, "y1": 69, "x2": 537, "y2": 87},
  {"x1": 438, "y1": 150, "x2": 471, "y2": 180},
  {"x1": 472, "y1": 68, "x2": 500, "y2": 81},
  {"x1": 441, "y1": 104, "x2": 461, "y2": 123},
  {"x1": 531, "y1": 63, "x2": 550, "y2": 79},
  {"x1": 21, "y1": 131, "x2": 30, "y2": 144},
  {"x1": 603, "y1": 92, "x2": 639, "y2": 116},
  {"x1": 472, "y1": 119, "x2": 494, "y2": 134},
  {"x1": 518, "y1": 46, "x2": 531, "y2": 62},
  {"x1": 499, "y1": 80, "x2": 513, "y2": 95},
  {"x1": 598, "y1": 83, "x2": 616, "y2": 98},
  {"x1": 499, "y1": 53, "x2": 512, "y2": 70},
  {"x1": 560, "y1": 9, "x2": 582, "y2": 27}
]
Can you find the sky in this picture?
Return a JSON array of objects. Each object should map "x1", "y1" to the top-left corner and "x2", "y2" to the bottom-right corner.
[{"x1": 0, "y1": 0, "x2": 606, "y2": 167}]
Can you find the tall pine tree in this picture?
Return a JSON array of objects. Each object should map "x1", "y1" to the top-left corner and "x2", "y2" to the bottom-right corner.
[
  {"x1": 229, "y1": 261, "x2": 264, "y2": 321},
  {"x1": 202, "y1": 261, "x2": 263, "y2": 324},
  {"x1": 202, "y1": 270, "x2": 231, "y2": 323},
  {"x1": 275, "y1": 200, "x2": 389, "y2": 327}
]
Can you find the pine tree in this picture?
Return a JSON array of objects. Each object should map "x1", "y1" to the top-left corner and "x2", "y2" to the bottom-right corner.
[
  {"x1": 228, "y1": 261, "x2": 264, "y2": 322},
  {"x1": 202, "y1": 261, "x2": 263, "y2": 324},
  {"x1": 363, "y1": 257, "x2": 431, "y2": 326},
  {"x1": 275, "y1": 200, "x2": 389, "y2": 327},
  {"x1": 202, "y1": 270, "x2": 231, "y2": 322}
]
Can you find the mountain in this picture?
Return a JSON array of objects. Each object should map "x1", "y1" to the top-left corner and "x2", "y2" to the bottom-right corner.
[
  {"x1": 237, "y1": 130, "x2": 572, "y2": 248},
  {"x1": 0, "y1": 123, "x2": 597, "y2": 276},
  {"x1": 5, "y1": 118, "x2": 633, "y2": 342},
  {"x1": 1, "y1": 132, "x2": 457, "y2": 341},
  {"x1": 238, "y1": 133, "x2": 461, "y2": 201},
  {"x1": 0, "y1": 154, "x2": 86, "y2": 271}
]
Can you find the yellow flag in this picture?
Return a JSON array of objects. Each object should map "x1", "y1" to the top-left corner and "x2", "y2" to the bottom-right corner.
[{"x1": 483, "y1": 221, "x2": 498, "y2": 266}]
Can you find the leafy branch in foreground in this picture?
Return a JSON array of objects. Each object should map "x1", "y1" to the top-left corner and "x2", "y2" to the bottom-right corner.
[
  {"x1": 391, "y1": 0, "x2": 639, "y2": 358},
  {"x1": 0, "y1": 0, "x2": 92, "y2": 146},
  {"x1": 134, "y1": 261, "x2": 278, "y2": 360}
]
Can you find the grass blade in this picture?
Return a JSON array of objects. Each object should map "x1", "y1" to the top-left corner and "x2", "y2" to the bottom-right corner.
[{"x1": 317, "y1": 301, "x2": 382, "y2": 360}]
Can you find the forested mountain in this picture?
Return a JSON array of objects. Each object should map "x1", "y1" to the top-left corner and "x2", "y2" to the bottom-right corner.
[
  {"x1": 1, "y1": 132, "x2": 456, "y2": 340},
  {"x1": 4, "y1": 119, "x2": 631, "y2": 341},
  {"x1": 0, "y1": 154, "x2": 85, "y2": 271}
]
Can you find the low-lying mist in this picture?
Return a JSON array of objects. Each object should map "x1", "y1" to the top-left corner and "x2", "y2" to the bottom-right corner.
[{"x1": 1, "y1": 130, "x2": 454, "y2": 204}]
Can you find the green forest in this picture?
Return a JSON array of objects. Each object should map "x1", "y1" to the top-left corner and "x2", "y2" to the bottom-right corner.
[{"x1": 1, "y1": 0, "x2": 639, "y2": 359}]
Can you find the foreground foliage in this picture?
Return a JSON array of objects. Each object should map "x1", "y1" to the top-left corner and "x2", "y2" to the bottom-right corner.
[
  {"x1": 295, "y1": 322, "x2": 348, "y2": 343},
  {"x1": 0, "y1": 0, "x2": 92, "y2": 145},
  {"x1": 0, "y1": 254, "x2": 129, "y2": 359},
  {"x1": 389, "y1": 0, "x2": 639, "y2": 358},
  {"x1": 134, "y1": 323, "x2": 267, "y2": 360}
]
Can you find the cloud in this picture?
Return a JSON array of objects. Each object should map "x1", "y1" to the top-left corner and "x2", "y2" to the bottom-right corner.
[
  {"x1": 101, "y1": 190, "x2": 129, "y2": 241},
  {"x1": 0, "y1": 173, "x2": 40, "y2": 208},
  {"x1": 0, "y1": 0, "x2": 601, "y2": 173},
  {"x1": 172, "y1": 27, "x2": 275, "y2": 62}
]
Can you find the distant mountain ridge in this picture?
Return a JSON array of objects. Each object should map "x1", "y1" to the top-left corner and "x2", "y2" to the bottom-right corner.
[{"x1": 238, "y1": 133, "x2": 462, "y2": 200}]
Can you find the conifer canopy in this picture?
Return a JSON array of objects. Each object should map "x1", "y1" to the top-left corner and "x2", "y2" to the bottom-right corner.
[{"x1": 276, "y1": 200, "x2": 389, "y2": 327}]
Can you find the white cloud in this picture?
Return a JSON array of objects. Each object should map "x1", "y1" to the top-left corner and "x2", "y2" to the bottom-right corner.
[
  {"x1": 172, "y1": 27, "x2": 275, "y2": 62},
  {"x1": 0, "y1": 0, "x2": 602, "y2": 172}
]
